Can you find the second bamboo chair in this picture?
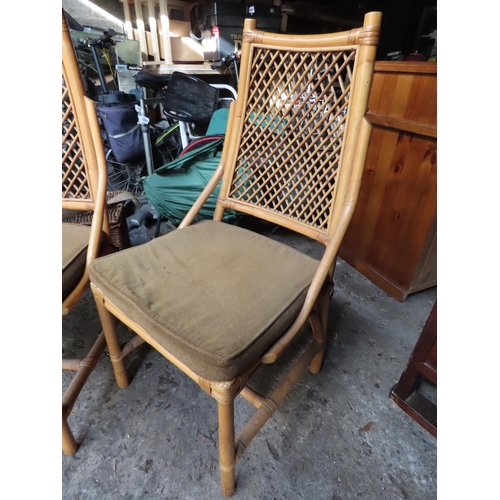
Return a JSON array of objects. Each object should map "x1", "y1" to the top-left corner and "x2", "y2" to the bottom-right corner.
[
  {"x1": 89, "y1": 13, "x2": 381, "y2": 495},
  {"x1": 62, "y1": 10, "x2": 113, "y2": 455}
]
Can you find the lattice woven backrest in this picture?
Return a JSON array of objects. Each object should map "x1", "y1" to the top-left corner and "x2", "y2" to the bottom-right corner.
[
  {"x1": 62, "y1": 74, "x2": 92, "y2": 202},
  {"x1": 233, "y1": 49, "x2": 354, "y2": 229},
  {"x1": 219, "y1": 16, "x2": 380, "y2": 241},
  {"x1": 62, "y1": 12, "x2": 98, "y2": 208}
]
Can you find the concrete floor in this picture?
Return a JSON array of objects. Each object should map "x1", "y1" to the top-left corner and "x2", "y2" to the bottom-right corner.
[{"x1": 62, "y1": 217, "x2": 437, "y2": 500}]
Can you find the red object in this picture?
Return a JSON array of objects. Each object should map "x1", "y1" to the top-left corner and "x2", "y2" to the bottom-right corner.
[
  {"x1": 179, "y1": 135, "x2": 224, "y2": 158},
  {"x1": 403, "y1": 52, "x2": 426, "y2": 61}
]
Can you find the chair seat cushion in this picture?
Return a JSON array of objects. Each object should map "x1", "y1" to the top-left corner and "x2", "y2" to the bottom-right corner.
[
  {"x1": 63, "y1": 222, "x2": 91, "y2": 300},
  {"x1": 89, "y1": 220, "x2": 319, "y2": 381}
]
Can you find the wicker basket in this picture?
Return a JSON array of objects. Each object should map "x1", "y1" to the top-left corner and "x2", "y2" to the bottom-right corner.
[{"x1": 63, "y1": 190, "x2": 133, "y2": 251}]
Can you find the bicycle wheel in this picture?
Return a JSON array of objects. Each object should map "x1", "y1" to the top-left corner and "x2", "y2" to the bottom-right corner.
[
  {"x1": 106, "y1": 143, "x2": 174, "y2": 196},
  {"x1": 106, "y1": 149, "x2": 146, "y2": 196},
  {"x1": 105, "y1": 121, "x2": 182, "y2": 196}
]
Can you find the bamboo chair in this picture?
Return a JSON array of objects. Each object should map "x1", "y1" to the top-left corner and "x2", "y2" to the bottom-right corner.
[
  {"x1": 62, "y1": 10, "x2": 113, "y2": 455},
  {"x1": 89, "y1": 13, "x2": 381, "y2": 495}
]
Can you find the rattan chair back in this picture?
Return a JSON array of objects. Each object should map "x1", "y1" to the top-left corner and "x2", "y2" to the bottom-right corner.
[
  {"x1": 62, "y1": 10, "x2": 109, "y2": 313},
  {"x1": 211, "y1": 17, "x2": 380, "y2": 244}
]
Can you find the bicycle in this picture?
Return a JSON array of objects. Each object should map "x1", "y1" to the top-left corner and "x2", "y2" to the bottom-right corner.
[
  {"x1": 73, "y1": 30, "x2": 237, "y2": 196},
  {"x1": 103, "y1": 88, "x2": 183, "y2": 196},
  {"x1": 210, "y1": 50, "x2": 241, "y2": 88},
  {"x1": 73, "y1": 32, "x2": 183, "y2": 196},
  {"x1": 120, "y1": 69, "x2": 236, "y2": 195}
]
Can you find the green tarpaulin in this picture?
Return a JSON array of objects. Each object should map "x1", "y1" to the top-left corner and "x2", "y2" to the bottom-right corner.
[{"x1": 144, "y1": 138, "x2": 237, "y2": 224}]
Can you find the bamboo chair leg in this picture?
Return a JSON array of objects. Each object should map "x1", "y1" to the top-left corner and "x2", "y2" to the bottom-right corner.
[
  {"x1": 62, "y1": 415, "x2": 78, "y2": 455},
  {"x1": 235, "y1": 341, "x2": 322, "y2": 462},
  {"x1": 218, "y1": 398, "x2": 236, "y2": 496},
  {"x1": 62, "y1": 331, "x2": 107, "y2": 454},
  {"x1": 309, "y1": 280, "x2": 332, "y2": 374},
  {"x1": 92, "y1": 288, "x2": 129, "y2": 389}
]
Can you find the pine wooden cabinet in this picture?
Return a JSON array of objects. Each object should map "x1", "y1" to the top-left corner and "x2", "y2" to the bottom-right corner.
[{"x1": 339, "y1": 61, "x2": 437, "y2": 301}]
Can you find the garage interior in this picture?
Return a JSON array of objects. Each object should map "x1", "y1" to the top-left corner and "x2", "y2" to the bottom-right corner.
[{"x1": 61, "y1": 1, "x2": 440, "y2": 498}]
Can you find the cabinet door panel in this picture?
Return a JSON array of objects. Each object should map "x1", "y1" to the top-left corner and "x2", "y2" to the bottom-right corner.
[{"x1": 339, "y1": 62, "x2": 437, "y2": 301}]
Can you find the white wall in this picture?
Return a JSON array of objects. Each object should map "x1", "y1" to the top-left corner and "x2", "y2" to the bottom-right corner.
[{"x1": 62, "y1": 0, "x2": 126, "y2": 33}]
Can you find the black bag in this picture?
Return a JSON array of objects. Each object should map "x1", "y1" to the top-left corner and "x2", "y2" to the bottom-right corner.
[
  {"x1": 162, "y1": 72, "x2": 219, "y2": 124},
  {"x1": 96, "y1": 103, "x2": 144, "y2": 164}
]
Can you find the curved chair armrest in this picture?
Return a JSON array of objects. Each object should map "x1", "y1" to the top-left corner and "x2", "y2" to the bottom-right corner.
[
  {"x1": 179, "y1": 101, "x2": 237, "y2": 229},
  {"x1": 262, "y1": 117, "x2": 373, "y2": 363}
]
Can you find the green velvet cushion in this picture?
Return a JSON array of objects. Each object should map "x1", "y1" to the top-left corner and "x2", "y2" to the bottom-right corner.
[
  {"x1": 89, "y1": 220, "x2": 319, "y2": 381},
  {"x1": 62, "y1": 223, "x2": 91, "y2": 301}
]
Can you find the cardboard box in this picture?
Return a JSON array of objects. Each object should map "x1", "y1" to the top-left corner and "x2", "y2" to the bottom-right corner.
[
  {"x1": 161, "y1": 20, "x2": 191, "y2": 38},
  {"x1": 134, "y1": 28, "x2": 204, "y2": 63},
  {"x1": 166, "y1": 37, "x2": 204, "y2": 62}
]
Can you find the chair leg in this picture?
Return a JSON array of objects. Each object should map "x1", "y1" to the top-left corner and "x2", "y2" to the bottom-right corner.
[
  {"x1": 218, "y1": 398, "x2": 236, "y2": 496},
  {"x1": 92, "y1": 287, "x2": 129, "y2": 389},
  {"x1": 62, "y1": 330, "x2": 107, "y2": 455},
  {"x1": 309, "y1": 280, "x2": 332, "y2": 374},
  {"x1": 309, "y1": 302, "x2": 326, "y2": 374},
  {"x1": 62, "y1": 414, "x2": 78, "y2": 455}
]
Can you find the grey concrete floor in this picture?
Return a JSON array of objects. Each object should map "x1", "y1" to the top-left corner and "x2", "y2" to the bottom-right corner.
[{"x1": 62, "y1": 218, "x2": 437, "y2": 500}]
